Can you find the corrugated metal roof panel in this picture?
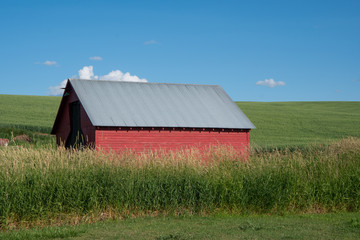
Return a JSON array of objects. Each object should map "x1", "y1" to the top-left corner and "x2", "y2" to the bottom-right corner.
[{"x1": 69, "y1": 79, "x2": 255, "y2": 129}]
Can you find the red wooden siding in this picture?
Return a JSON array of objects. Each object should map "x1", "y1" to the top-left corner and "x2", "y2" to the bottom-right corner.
[
  {"x1": 54, "y1": 86, "x2": 95, "y2": 146},
  {"x1": 95, "y1": 127, "x2": 249, "y2": 153},
  {"x1": 80, "y1": 105, "x2": 95, "y2": 145}
]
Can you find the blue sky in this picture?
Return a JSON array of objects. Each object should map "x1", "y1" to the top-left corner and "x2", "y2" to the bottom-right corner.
[{"x1": 1, "y1": 0, "x2": 359, "y2": 101}]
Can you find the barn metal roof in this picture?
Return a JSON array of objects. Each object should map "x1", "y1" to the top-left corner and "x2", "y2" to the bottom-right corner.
[{"x1": 68, "y1": 79, "x2": 255, "y2": 129}]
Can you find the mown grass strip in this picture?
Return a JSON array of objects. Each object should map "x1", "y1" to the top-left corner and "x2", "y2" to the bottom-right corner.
[{"x1": 1, "y1": 213, "x2": 360, "y2": 240}]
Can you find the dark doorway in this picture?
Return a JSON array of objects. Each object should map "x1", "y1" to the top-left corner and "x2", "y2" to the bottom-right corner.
[{"x1": 66, "y1": 101, "x2": 86, "y2": 148}]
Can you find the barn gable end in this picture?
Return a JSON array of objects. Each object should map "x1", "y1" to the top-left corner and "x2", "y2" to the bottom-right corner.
[
  {"x1": 51, "y1": 79, "x2": 255, "y2": 152},
  {"x1": 51, "y1": 81, "x2": 95, "y2": 147}
]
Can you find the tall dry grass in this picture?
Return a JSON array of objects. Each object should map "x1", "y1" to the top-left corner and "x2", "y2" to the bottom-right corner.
[{"x1": 0, "y1": 138, "x2": 359, "y2": 229}]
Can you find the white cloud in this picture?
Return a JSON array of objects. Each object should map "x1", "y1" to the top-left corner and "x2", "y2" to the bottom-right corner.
[
  {"x1": 78, "y1": 65, "x2": 99, "y2": 80},
  {"x1": 89, "y1": 56, "x2": 103, "y2": 61},
  {"x1": 48, "y1": 79, "x2": 67, "y2": 96},
  {"x1": 48, "y1": 66, "x2": 147, "y2": 96},
  {"x1": 256, "y1": 78, "x2": 285, "y2": 88},
  {"x1": 44, "y1": 61, "x2": 57, "y2": 66},
  {"x1": 101, "y1": 70, "x2": 147, "y2": 82},
  {"x1": 36, "y1": 60, "x2": 57, "y2": 66},
  {"x1": 144, "y1": 40, "x2": 158, "y2": 45}
]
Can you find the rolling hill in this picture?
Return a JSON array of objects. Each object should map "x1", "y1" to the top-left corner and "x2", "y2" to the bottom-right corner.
[{"x1": 0, "y1": 94, "x2": 359, "y2": 148}]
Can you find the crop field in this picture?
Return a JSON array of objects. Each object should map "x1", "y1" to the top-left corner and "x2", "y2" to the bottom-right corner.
[
  {"x1": 0, "y1": 95, "x2": 60, "y2": 147},
  {"x1": 0, "y1": 95, "x2": 59, "y2": 132},
  {"x1": 237, "y1": 101, "x2": 360, "y2": 148},
  {"x1": 0, "y1": 94, "x2": 360, "y2": 239},
  {"x1": 1, "y1": 94, "x2": 360, "y2": 148}
]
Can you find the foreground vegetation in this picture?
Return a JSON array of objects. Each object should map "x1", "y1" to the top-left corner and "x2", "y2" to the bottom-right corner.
[
  {"x1": 1, "y1": 212, "x2": 359, "y2": 240},
  {"x1": 0, "y1": 138, "x2": 359, "y2": 230}
]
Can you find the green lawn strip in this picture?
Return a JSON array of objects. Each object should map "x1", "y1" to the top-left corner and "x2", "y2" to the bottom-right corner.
[{"x1": 1, "y1": 213, "x2": 359, "y2": 240}]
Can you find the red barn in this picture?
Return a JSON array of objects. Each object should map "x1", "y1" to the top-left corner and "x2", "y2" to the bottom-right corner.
[{"x1": 51, "y1": 79, "x2": 255, "y2": 153}]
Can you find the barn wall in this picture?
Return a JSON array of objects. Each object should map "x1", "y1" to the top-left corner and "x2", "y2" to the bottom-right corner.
[
  {"x1": 55, "y1": 88, "x2": 76, "y2": 145},
  {"x1": 54, "y1": 86, "x2": 95, "y2": 146},
  {"x1": 80, "y1": 105, "x2": 95, "y2": 145},
  {"x1": 95, "y1": 127, "x2": 250, "y2": 153}
]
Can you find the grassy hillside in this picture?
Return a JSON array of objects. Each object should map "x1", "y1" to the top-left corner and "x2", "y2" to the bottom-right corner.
[
  {"x1": 0, "y1": 94, "x2": 60, "y2": 131},
  {"x1": 0, "y1": 94, "x2": 359, "y2": 147},
  {"x1": 238, "y1": 101, "x2": 360, "y2": 148},
  {"x1": 0, "y1": 95, "x2": 60, "y2": 146}
]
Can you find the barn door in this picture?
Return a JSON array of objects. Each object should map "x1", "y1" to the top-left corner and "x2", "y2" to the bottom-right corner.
[{"x1": 66, "y1": 101, "x2": 86, "y2": 148}]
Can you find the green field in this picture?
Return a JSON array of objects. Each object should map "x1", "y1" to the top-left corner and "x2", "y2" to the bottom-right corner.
[
  {"x1": 1, "y1": 94, "x2": 360, "y2": 148},
  {"x1": 237, "y1": 101, "x2": 360, "y2": 148},
  {"x1": 0, "y1": 95, "x2": 60, "y2": 131},
  {"x1": 0, "y1": 94, "x2": 360, "y2": 239},
  {"x1": 0, "y1": 95, "x2": 60, "y2": 146}
]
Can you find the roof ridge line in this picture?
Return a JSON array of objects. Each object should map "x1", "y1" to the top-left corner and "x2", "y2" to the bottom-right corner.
[{"x1": 69, "y1": 78, "x2": 221, "y2": 87}]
